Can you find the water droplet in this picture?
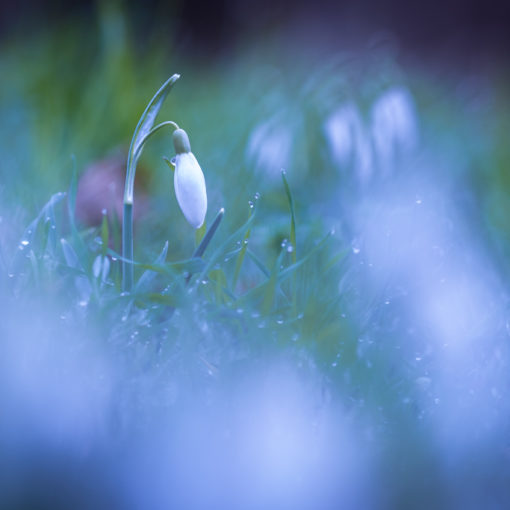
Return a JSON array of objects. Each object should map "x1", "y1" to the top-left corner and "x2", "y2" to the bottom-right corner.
[
  {"x1": 286, "y1": 245, "x2": 294, "y2": 253},
  {"x1": 281, "y1": 168, "x2": 286, "y2": 175},
  {"x1": 102, "y1": 208, "x2": 107, "y2": 215},
  {"x1": 78, "y1": 300, "x2": 88, "y2": 307},
  {"x1": 415, "y1": 356, "x2": 422, "y2": 362},
  {"x1": 254, "y1": 192, "x2": 261, "y2": 200},
  {"x1": 248, "y1": 201, "x2": 254, "y2": 209},
  {"x1": 331, "y1": 361, "x2": 338, "y2": 367},
  {"x1": 8, "y1": 273, "x2": 14, "y2": 278},
  {"x1": 201, "y1": 279, "x2": 208, "y2": 285},
  {"x1": 236, "y1": 308, "x2": 243, "y2": 314},
  {"x1": 384, "y1": 300, "x2": 390, "y2": 305},
  {"x1": 243, "y1": 239, "x2": 249, "y2": 246},
  {"x1": 20, "y1": 239, "x2": 29, "y2": 247},
  {"x1": 276, "y1": 318, "x2": 284, "y2": 325},
  {"x1": 352, "y1": 246, "x2": 360, "y2": 255},
  {"x1": 170, "y1": 156, "x2": 177, "y2": 166}
]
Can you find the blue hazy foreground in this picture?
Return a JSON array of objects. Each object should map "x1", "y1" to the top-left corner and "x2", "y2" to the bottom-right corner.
[{"x1": 1, "y1": 6, "x2": 510, "y2": 510}]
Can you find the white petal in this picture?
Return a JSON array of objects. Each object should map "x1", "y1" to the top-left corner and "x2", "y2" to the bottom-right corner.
[{"x1": 174, "y1": 152, "x2": 207, "y2": 229}]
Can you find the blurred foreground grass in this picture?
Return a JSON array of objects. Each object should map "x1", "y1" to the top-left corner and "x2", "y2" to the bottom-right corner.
[{"x1": 1, "y1": 5, "x2": 510, "y2": 510}]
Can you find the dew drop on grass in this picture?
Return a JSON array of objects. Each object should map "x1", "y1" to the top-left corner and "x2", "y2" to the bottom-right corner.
[
  {"x1": 170, "y1": 157, "x2": 176, "y2": 166},
  {"x1": 254, "y1": 192, "x2": 261, "y2": 200},
  {"x1": 236, "y1": 308, "x2": 243, "y2": 314},
  {"x1": 78, "y1": 300, "x2": 88, "y2": 307},
  {"x1": 331, "y1": 361, "x2": 338, "y2": 367},
  {"x1": 286, "y1": 245, "x2": 293, "y2": 253},
  {"x1": 276, "y1": 318, "x2": 284, "y2": 325},
  {"x1": 248, "y1": 201, "x2": 254, "y2": 209}
]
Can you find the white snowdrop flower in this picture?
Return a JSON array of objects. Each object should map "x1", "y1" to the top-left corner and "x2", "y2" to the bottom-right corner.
[
  {"x1": 370, "y1": 87, "x2": 419, "y2": 174},
  {"x1": 172, "y1": 128, "x2": 207, "y2": 229},
  {"x1": 324, "y1": 102, "x2": 373, "y2": 184},
  {"x1": 246, "y1": 117, "x2": 292, "y2": 179}
]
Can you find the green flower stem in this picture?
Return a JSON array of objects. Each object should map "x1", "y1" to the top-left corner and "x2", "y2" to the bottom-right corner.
[
  {"x1": 122, "y1": 121, "x2": 180, "y2": 292},
  {"x1": 121, "y1": 73, "x2": 181, "y2": 292}
]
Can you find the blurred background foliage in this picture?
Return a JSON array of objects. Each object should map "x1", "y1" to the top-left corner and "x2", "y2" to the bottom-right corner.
[{"x1": 1, "y1": 0, "x2": 510, "y2": 508}]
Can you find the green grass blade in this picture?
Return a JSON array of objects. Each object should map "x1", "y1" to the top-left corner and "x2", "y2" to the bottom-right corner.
[
  {"x1": 246, "y1": 249, "x2": 271, "y2": 278},
  {"x1": 281, "y1": 170, "x2": 297, "y2": 264},
  {"x1": 192, "y1": 208, "x2": 224, "y2": 259},
  {"x1": 198, "y1": 205, "x2": 257, "y2": 282},
  {"x1": 135, "y1": 241, "x2": 169, "y2": 292},
  {"x1": 232, "y1": 207, "x2": 252, "y2": 291}
]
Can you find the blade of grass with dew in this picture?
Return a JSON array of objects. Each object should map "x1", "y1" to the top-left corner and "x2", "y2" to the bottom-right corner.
[
  {"x1": 109, "y1": 248, "x2": 205, "y2": 278},
  {"x1": 281, "y1": 170, "x2": 297, "y2": 264},
  {"x1": 198, "y1": 204, "x2": 257, "y2": 283},
  {"x1": 282, "y1": 170, "x2": 297, "y2": 315},
  {"x1": 237, "y1": 231, "x2": 333, "y2": 308},
  {"x1": 10, "y1": 192, "x2": 67, "y2": 284},
  {"x1": 232, "y1": 205, "x2": 252, "y2": 291}
]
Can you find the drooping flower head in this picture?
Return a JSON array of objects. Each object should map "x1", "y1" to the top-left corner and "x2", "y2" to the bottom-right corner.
[{"x1": 172, "y1": 128, "x2": 207, "y2": 229}]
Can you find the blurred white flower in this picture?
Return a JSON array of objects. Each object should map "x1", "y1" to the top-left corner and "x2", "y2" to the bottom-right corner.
[
  {"x1": 370, "y1": 87, "x2": 419, "y2": 174},
  {"x1": 172, "y1": 129, "x2": 207, "y2": 229},
  {"x1": 324, "y1": 102, "x2": 373, "y2": 184},
  {"x1": 246, "y1": 117, "x2": 292, "y2": 178}
]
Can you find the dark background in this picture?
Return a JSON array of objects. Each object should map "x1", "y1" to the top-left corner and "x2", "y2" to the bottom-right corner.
[{"x1": 1, "y1": 0, "x2": 510, "y2": 63}]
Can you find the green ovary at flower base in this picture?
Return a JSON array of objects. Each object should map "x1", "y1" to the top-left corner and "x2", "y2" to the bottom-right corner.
[{"x1": 172, "y1": 128, "x2": 207, "y2": 229}]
